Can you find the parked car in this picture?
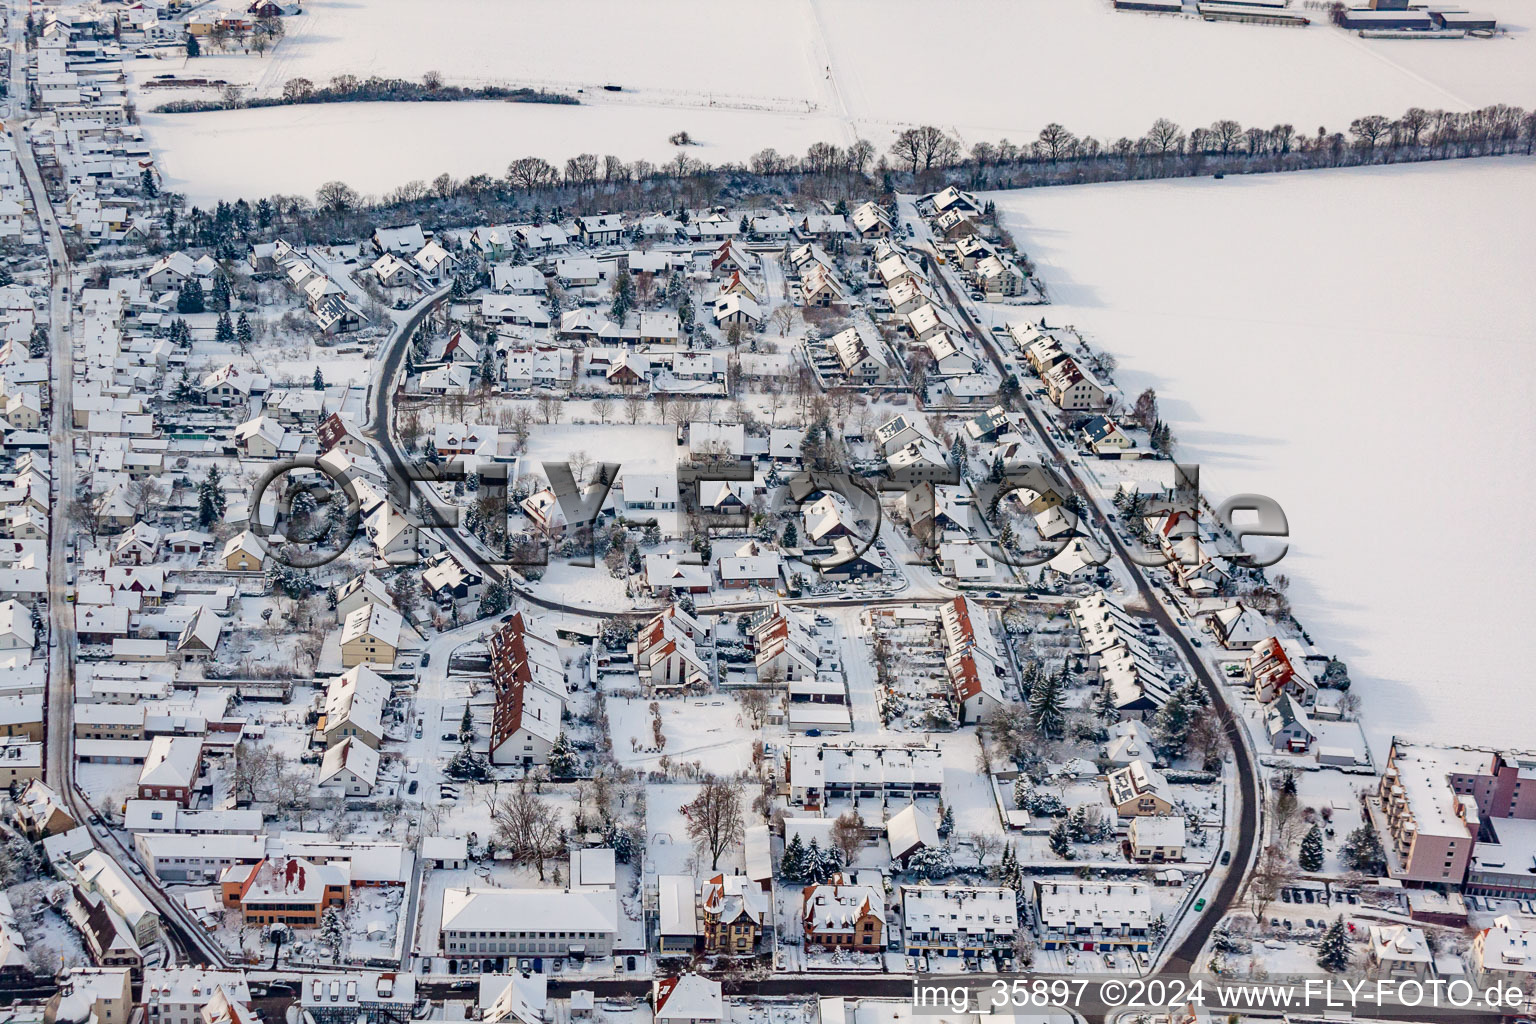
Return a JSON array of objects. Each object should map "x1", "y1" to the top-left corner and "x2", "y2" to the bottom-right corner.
[
  {"x1": 1221, "y1": 850, "x2": 1232, "y2": 865},
  {"x1": 421, "y1": 652, "x2": 431, "y2": 666},
  {"x1": 407, "y1": 780, "x2": 418, "y2": 795}
]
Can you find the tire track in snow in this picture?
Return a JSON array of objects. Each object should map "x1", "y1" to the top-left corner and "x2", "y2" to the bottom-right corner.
[
  {"x1": 801, "y1": 0, "x2": 858, "y2": 142},
  {"x1": 1329, "y1": 26, "x2": 1477, "y2": 113}
]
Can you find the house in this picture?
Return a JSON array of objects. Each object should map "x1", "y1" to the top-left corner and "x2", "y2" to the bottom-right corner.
[
  {"x1": 716, "y1": 549, "x2": 782, "y2": 591},
  {"x1": 886, "y1": 803, "x2": 940, "y2": 869},
  {"x1": 339, "y1": 604, "x2": 403, "y2": 668},
  {"x1": 576, "y1": 214, "x2": 625, "y2": 247},
  {"x1": 414, "y1": 240, "x2": 456, "y2": 283},
  {"x1": 1127, "y1": 816, "x2": 1186, "y2": 863},
  {"x1": 363, "y1": 502, "x2": 419, "y2": 563},
  {"x1": 1032, "y1": 881, "x2": 1152, "y2": 952},
  {"x1": 657, "y1": 874, "x2": 701, "y2": 954},
  {"x1": 1208, "y1": 602, "x2": 1268, "y2": 649},
  {"x1": 939, "y1": 596, "x2": 1006, "y2": 723},
  {"x1": 850, "y1": 202, "x2": 892, "y2": 240},
  {"x1": 1106, "y1": 760, "x2": 1173, "y2": 817},
  {"x1": 479, "y1": 972, "x2": 547, "y2": 1024},
  {"x1": 700, "y1": 875, "x2": 766, "y2": 954},
  {"x1": 798, "y1": 214, "x2": 850, "y2": 240},
  {"x1": 800, "y1": 876, "x2": 885, "y2": 948},
  {"x1": 1368, "y1": 924, "x2": 1434, "y2": 981},
  {"x1": 141, "y1": 969, "x2": 253, "y2": 1024},
  {"x1": 800, "y1": 264, "x2": 845, "y2": 308},
  {"x1": 645, "y1": 554, "x2": 712, "y2": 597},
  {"x1": 653, "y1": 975, "x2": 723, "y2": 1024},
  {"x1": 0, "y1": 600, "x2": 34, "y2": 651},
  {"x1": 973, "y1": 255, "x2": 1022, "y2": 298},
  {"x1": 220, "y1": 856, "x2": 349, "y2": 926},
  {"x1": 112, "y1": 522, "x2": 162, "y2": 566},
  {"x1": 334, "y1": 573, "x2": 395, "y2": 619},
  {"x1": 175, "y1": 607, "x2": 222, "y2": 660},
  {"x1": 373, "y1": 224, "x2": 427, "y2": 256},
  {"x1": 1079, "y1": 415, "x2": 1135, "y2": 456},
  {"x1": 928, "y1": 186, "x2": 983, "y2": 220},
  {"x1": 371, "y1": 252, "x2": 416, "y2": 289},
  {"x1": 1245, "y1": 636, "x2": 1318, "y2": 704},
  {"x1": 49, "y1": 968, "x2": 134, "y2": 1024},
  {"x1": 826, "y1": 326, "x2": 891, "y2": 384},
  {"x1": 486, "y1": 612, "x2": 567, "y2": 768},
  {"x1": 1468, "y1": 916, "x2": 1536, "y2": 990},
  {"x1": 718, "y1": 270, "x2": 763, "y2": 304},
  {"x1": 713, "y1": 293, "x2": 762, "y2": 329},
  {"x1": 632, "y1": 607, "x2": 710, "y2": 692},
  {"x1": 620, "y1": 473, "x2": 678, "y2": 512},
  {"x1": 1043, "y1": 359, "x2": 1108, "y2": 411},
  {"x1": 1105, "y1": 720, "x2": 1156, "y2": 768},
  {"x1": 137, "y1": 736, "x2": 202, "y2": 807},
  {"x1": 901, "y1": 886, "x2": 1018, "y2": 958},
  {"x1": 323, "y1": 665, "x2": 388, "y2": 749},
  {"x1": 710, "y1": 240, "x2": 755, "y2": 276},
  {"x1": 221, "y1": 531, "x2": 266, "y2": 572},
  {"x1": 1263, "y1": 693, "x2": 1316, "y2": 753},
  {"x1": 317, "y1": 737, "x2": 379, "y2": 797},
  {"x1": 786, "y1": 741, "x2": 942, "y2": 809},
  {"x1": 14, "y1": 779, "x2": 76, "y2": 839},
  {"x1": 556, "y1": 257, "x2": 602, "y2": 288},
  {"x1": 440, "y1": 888, "x2": 617, "y2": 964},
  {"x1": 491, "y1": 264, "x2": 548, "y2": 295}
]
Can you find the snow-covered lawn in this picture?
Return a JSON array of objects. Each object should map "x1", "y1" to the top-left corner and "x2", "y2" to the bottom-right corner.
[
  {"x1": 607, "y1": 693, "x2": 757, "y2": 776},
  {"x1": 992, "y1": 156, "x2": 1536, "y2": 754}
]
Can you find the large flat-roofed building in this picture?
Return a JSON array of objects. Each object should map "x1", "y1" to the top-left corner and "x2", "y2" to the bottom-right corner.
[
  {"x1": 1375, "y1": 741, "x2": 1536, "y2": 886},
  {"x1": 439, "y1": 888, "x2": 617, "y2": 965}
]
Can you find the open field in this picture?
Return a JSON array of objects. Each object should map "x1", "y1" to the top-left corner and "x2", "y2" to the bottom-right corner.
[
  {"x1": 136, "y1": 0, "x2": 1535, "y2": 203},
  {"x1": 139, "y1": 101, "x2": 859, "y2": 204},
  {"x1": 992, "y1": 156, "x2": 1536, "y2": 753}
]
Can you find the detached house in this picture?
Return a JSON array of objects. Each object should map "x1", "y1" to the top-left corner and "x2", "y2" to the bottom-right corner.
[
  {"x1": 1107, "y1": 759, "x2": 1173, "y2": 817},
  {"x1": 576, "y1": 214, "x2": 625, "y2": 247},
  {"x1": 701, "y1": 874, "x2": 766, "y2": 954},
  {"x1": 800, "y1": 876, "x2": 885, "y2": 949},
  {"x1": 339, "y1": 604, "x2": 402, "y2": 668}
]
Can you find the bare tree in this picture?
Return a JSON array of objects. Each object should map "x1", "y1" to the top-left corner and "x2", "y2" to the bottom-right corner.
[
  {"x1": 231, "y1": 741, "x2": 275, "y2": 804},
  {"x1": 770, "y1": 304, "x2": 800, "y2": 338},
  {"x1": 67, "y1": 491, "x2": 104, "y2": 545},
  {"x1": 1249, "y1": 843, "x2": 1296, "y2": 922},
  {"x1": 592, "y1": 396, "x2": 612, "y2": 424},
  {"x1": 682, "y1": 775, "x2": 745, "y2": 870},
  {"x1": 737, "y1": 688, "x2": 774, "y2": 729},
  {"x1": 1145, "y1": 118, "x2": 1185, "y2": 157},
  {"x1": 831, "y1": 810, "x2": 866, "y2": 867},
  {"x1": 493, "y1": 785, "x2": 566, "y2": 881},
  {"x1": 969, "y1": 831, "x2": 1002, "y2": 869}
]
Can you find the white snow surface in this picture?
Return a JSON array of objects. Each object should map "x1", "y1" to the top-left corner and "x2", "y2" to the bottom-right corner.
[
  {"x1": 138, "y1": 0, "x2": 1535, "y2": 204},
  {"x1": 991, "y1": 157, "x2": 1536, "y2": 753}
]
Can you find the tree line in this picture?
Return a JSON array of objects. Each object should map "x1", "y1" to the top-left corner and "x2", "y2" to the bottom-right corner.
[
  {"x1": 150, "y1": 102, "x2": 1534, "y2": 256},
  {"x1": 154, "y1": 71, "x2": 576, "y2": 114}
]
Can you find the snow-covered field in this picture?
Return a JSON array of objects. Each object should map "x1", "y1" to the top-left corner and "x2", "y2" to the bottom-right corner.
[
  {"x1": 139, "y1": 103, "x2": 857, "y2": 205},
  {"x1": 138, "y1": 0, "x2": 1534, "y2": 203},
  {"x1": 992, "y1": 156, "x2": 1536, "y2": 754}
]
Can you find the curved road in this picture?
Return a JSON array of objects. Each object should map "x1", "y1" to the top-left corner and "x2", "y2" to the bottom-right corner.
[{"x1": 927, "y1": 244, "x2": 1260, "y2": 975}]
